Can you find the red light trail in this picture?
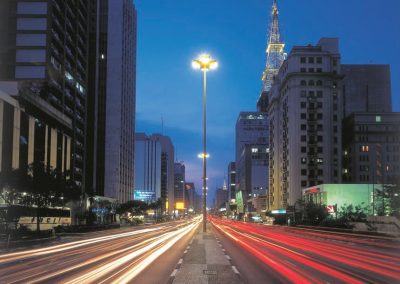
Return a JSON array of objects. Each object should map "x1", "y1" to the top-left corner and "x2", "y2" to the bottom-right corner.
[{"x1": 210, "y1": 216, "x2": 400, "y2": 284}]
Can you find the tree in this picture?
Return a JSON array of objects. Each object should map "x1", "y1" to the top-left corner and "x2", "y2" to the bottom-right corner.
[
  {"x1": 117, "y1": 200, "x2": 149, "y2": 216},
  {"x1": 303, "y1": 201, "x2": 329, "y2": 226}
]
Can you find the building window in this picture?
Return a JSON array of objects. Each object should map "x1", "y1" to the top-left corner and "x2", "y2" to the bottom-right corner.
[
  {"x1": 333, "y1": 115, "x2": 337, "y2": 121},
  {"x1": 300, "y1": 80, "x2": 306, "y2": 86},
  {"x1": 251, "y1": 148, "x2": 258, "y2": 153},
  {"x1": 301, "y1": 180, "x2": 307, "y2": 187},
  {"x1": 17, "y1": 2, "x2": 48, "y2": 14},
  {"x1": 301, "y1": 157, "x2": 307, "y2": 164},
  {"x1": 300, "y1": 57, "x2": 306, "y2": 63},
  {"x1": 16, "y1": 49, "x2": 46, "y2": 62},
  {"x1": 308, "y1": 57, "x2": 314, "y2": 63},
  {"x1": 15, "y1": 66, "x2": 45, "y2": 78},
  {"x1": 316, "y1": 80, "x2": 323, "y2": 86},
  {"x1": 316, "y1": 68, "x2": 322, "y2": 73},
  {"x1": 300, "y1": 68, "x2": 306, "y2": 73},
  {"x1": 317, "y1": 113, "x2": 323, "y2": 119},
  {"x1": 301, "y1": 146, "x2": 307, "y2": 153},
  {"x1": 317, "y1": 91, "x2": 323, "y2": 98},
  {"x1": 376, "y1": 115, "x2": 381, "y2": 122},
  {"x1": 317, "y1": 136, "x2": 323, "y2": 142},
  {"x1": 301, "y1": 169, "x2": 307, "y2": 176},
  {"x1": 360, "y1": 145, "x2": 369, "y2": 152},
  {"x1": 308, "y1": 68, "x2": 314, "y2": 72},
  {"x1": 17, "y1": 18, "x2": 47, "y2": 30},
  {"x1": 301, "y1": 102, "x2": 307, "y2": 108},
  {"x1": 316, "y1": 57, "x2": 322, "y2": 64},
  {"x1": 308, "y1": 80, "x2": 315, "y2": 86},
  {"x1": 16, "y1": 33, "x2": 46, "y2": 46},
  {"x1": 318, "y1": 147, "x2": 323, "y2": 153},
  {"x1": 301, "y1": 135, "x2": 306, "y2": 142},
  {"x1": 301, "y1": 113, "x2": 306, "y2": 119},
  {"x1": 317, "y1": 102, "x2": 323, "y2": 108},
  {"x1": 301, "y1": 124, "x2": 307, "y2": 130}
]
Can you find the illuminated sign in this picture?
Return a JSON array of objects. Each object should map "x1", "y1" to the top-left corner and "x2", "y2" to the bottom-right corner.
[
  {"x1": 326, "y1": 205, "x2": 337, "y2": 213},
  {"x1": 134, "y1": 191, "x2": 155, "y2": 202},
  {"x1": 305, "y1": 187, "x2": 320, "y2": 194},
  {"x1": 175, "y1": 202, "x2": 185, "y2": 210},
  {"x1": 271, "y1": 209, "x2": 286, "y2": 214}
]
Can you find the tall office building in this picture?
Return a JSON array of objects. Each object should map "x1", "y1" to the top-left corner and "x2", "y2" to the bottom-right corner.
[
  {"x1": 174, "y1": 162, "x2": 185, "y2": 210},
  {"x1": 343, "y1": 113, "x2": 400, "y2": 185},
  {"x1": 268, "y1": 38, "x2": 343, "y2": 210},
  {"x1": 342, "y1": 65, "x2": 392, "y2": 117},
  {"x1": 235, "y1": 112, "x2": 269, "y2": 213},
  {"x1": 152, "y1": 134, "x2": 175, "y2": 212},
  {"x1": 134, "y1": 133, "x2": 161, "y2": 204},
  {"x1": 0, "y1": 0, "x2": 89, "y2": 189},
  {"x1": 86, "y1": 0, "x2": 137, "y2": 203},
  {"x1": 227, "y1": 162, "x2": 236, "y2": 201}
]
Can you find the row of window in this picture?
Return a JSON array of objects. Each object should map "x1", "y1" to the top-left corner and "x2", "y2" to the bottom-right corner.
[
  {"x1": 300, "y1": 80, "x2": 323, "y2": 86},
  {"x1": 300, "y1": 67, "x2": 323, "y2": 73},
  {"x1": 300, "y1": 57, "x2": 323, "y2": 64}
]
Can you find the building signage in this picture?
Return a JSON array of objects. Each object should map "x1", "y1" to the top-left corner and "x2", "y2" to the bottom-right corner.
[
  {"x1": 271, "y1": 209, "x2": 286, "y2": 214},
  {"x1": 326, "y1": 205, "x2": 337, "y2": 213},
  {"x1": 134, "y1": 190, "x2": 155, "y2": 202}
]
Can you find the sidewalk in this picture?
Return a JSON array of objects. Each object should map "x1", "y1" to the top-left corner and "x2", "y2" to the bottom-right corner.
[{"x1": 170, "y1": 223, "x2": 243, "y2": 284}]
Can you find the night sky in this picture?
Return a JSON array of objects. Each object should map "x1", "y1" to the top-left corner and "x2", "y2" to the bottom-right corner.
[{"x1": 134, "y1": 0, "x2": 400, "y2": 205}]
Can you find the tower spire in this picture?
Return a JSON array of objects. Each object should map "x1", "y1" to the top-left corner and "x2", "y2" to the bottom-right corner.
[{"x1": 261, "y1": 0, "x2": 285, "y2": 92}]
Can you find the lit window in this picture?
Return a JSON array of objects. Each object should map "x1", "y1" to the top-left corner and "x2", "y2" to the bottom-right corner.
[
  {"x1": 65, "y1": 71, "x2": 74, "y2": 81},
  {"x1": 376, "y1": 116, "x2": 381, "y2": 122},
  {"x1": 360, "y1": 145, "x2": 369, "y2": 152},
  {"x1": 251, "y1": 148, "x2": 258, "y2": 153}
]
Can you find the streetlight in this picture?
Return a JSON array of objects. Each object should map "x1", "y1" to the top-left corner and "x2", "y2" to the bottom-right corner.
[{"x1": 192, "y1": 53, "x2": 218, "y2": 232}]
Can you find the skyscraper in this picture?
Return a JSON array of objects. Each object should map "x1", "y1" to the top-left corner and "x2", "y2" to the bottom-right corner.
[
  {"x1": 0, "y1": 0, "x2": 89, "y2": 190},
  {"x1": 134, "y1": 133, "x2": 161, "y2": 204},
  {"x1": 341, "y1": 65, "x2": 392, "y2": 117},
  {"x1": 268, "y1": 38, "x2": 343, "y2": 210},
  {"x1": 235, "y1": 112, "x2": 269, "y2": 213},
  {"x1": 86, "y1": 0, "x2": 137, "y2": 203}
]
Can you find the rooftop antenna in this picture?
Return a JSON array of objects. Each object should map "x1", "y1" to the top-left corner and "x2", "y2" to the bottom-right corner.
[{"x1": 161, "y1": 115, "x2": 164, "y2": 135}]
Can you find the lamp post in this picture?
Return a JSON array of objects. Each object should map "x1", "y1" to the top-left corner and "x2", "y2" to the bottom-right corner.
[{"x1": 192, "y1": 54, "x2": 218, "y2": 232}]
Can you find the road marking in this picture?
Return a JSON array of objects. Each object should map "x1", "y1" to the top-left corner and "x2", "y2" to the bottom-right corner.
[
  {"x1": 231, "y1": 266, "x2": 240, "y2": 274},
  {"x1": 222, "y1": 248, "x2": 226, "y2": 252},
  {"x1": 183, "y1": 250, "x2": 187, "y2": 254},
  {"x1": 178, "y1": 258, "x2": 183, "y2": 264},
  {"x1": 186, "y1": 245, "x2": 190, "y2": 249},
  {"x1": 225, "y1": 254, "x2": 231, "y2": 260},
  {"x1": 170, "y1": 269, "x2": 178, "y2": 277}
]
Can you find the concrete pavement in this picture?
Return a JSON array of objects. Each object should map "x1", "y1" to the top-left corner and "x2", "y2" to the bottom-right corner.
[{"x1": 170, "y1": 224, "x2": 243, "y2": 284}]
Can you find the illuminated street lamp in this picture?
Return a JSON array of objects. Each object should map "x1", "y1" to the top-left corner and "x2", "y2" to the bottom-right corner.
[{"x1": 192, "y1": 53, "x2": 218, "y2": 232}]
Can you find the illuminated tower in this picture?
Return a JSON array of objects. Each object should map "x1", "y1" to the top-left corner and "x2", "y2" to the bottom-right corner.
[{"x1": 257, "y1": 0, "x2": 285, "y2": 111}]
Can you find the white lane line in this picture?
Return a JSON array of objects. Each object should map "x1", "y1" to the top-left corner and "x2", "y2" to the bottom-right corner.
[
  {"x1": 222, "y1": 248, "x2": 226, "y2": 252},
  {"x1": 178, "y1": 258, "x2": 183, "y2": 264},
  {"x1": 170, "y1": 269, "x2": 178, "y2": 277},
  {"x1": 186, "y1": 246, "x2": 190, "y2": 249},
  {"x1": 225, "y1": 255, "x2": 231, "y2": 260},
  {"x1": 232, "y1": 266, "x2": 240, "y2": 274},
  {"x1": 183, "y1": 250, "x2": 188, "y2": 254}
]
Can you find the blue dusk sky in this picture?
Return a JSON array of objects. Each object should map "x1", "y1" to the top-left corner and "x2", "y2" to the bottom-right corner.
[{"x1": 134, "y1": 0, "x2": 400, "y2": 204}]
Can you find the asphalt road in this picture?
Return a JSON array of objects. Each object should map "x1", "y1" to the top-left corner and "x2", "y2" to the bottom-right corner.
[
  {"x1": 210, "y1": 216, "x2": 400, "y2": 284},
  {"x1": 0, "y1": 217, "x2": 201, "y2": 284}
]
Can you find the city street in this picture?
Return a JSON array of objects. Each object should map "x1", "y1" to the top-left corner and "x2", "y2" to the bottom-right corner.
[
  {"x1": 0, "y1": 218, "x2": 200, "y2": 284},
  {"x1": 210, "y1": 217, "x2": 400, "y2": 284}
]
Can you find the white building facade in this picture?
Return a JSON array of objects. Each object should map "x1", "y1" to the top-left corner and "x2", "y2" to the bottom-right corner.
[{"x1": 268, "y1": 38, "x2": 343, "y2": 210}]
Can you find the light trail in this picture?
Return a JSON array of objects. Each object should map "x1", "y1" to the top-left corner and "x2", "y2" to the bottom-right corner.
[
  {"x1": 210, "y1": 216, "x2": 400, "y2": 284},
  {"x1": 0, "y1": 218, "x2": 201, "y2": 284},
  {"x1": 0, "y1": 226, "x2": 165, "y2": 263}
]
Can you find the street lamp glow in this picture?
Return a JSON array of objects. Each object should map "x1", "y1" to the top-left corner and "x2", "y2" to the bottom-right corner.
[
  {"x1": 192, "y1": 54, "x2": 218, "y2": 72},
  {"x1": 197, "y1": 153, "x2": 210, "y2": 159}
]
